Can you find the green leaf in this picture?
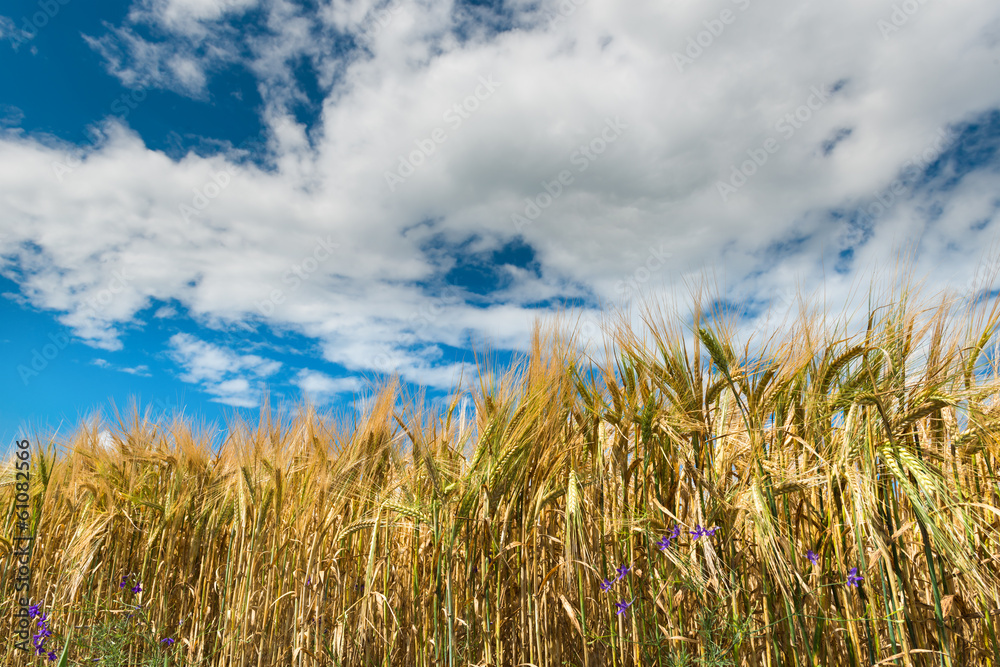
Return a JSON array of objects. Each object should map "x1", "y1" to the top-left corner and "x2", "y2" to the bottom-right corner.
[{"x1": 56, "y1": 626, "x2": 73, "y2": 667}]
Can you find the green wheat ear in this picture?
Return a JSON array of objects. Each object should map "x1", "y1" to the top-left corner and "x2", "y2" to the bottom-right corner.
[
  {"x1": 698, "y1": 326, "x2": 730, "y2": 376},
  {"x1": 56, "y1": 626, "x2": 72, "y2": 667}
]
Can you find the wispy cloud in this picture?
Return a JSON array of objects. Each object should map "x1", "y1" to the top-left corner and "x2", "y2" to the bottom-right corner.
[
  {"x1": 167, "y1": 332, "x2": 281, "y2": 406},
  {"x1": 293, "y1": 369, "x2": 362, "y2": 405},
  {"x1": 92, "y1": 358, "x2": 152, "y2": 376},
  {"x1": 0, "y1": 104, "x2": 23, "y2": 127}
]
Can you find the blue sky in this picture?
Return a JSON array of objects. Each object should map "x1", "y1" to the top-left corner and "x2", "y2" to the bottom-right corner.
[{"x1": 2, "y1": 0, "x2": 1000, "y2": 450}]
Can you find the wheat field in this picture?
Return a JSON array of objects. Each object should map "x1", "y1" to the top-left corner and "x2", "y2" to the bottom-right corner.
[{"x1": 3, "y1": 282, "x2": 1000, "y2": 666}]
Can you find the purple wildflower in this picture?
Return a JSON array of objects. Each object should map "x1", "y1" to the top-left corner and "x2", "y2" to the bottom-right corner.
[
  {"x1": 615, "y1": 598, "x2": 633, "y2": 615},
  {"x1": 689, "y1": 525, "x2": 719, "y2": 540},
  {"x1": 161, "y1": 637, "x2": 175, "y2": 645},
  {"x1": 846, "y1": 567, "x2": 863, "y2": 587},
  {"x1": 614, "y1": 564, "x2": 630, "y2": 581},
  {"x1": 32, "y1": 610, "x2": 55, "y2": 657},
  {"x1": 806, "y1": 550, "x2": 819, "y2": 565},
  {"x1": 28, "y1": 602, "x2": 40, "y2": 618},
  {"x1": 599, "y1": 578, "x2": 614, "y2": 592},
  {"x1": 655, "y1": 535, "x2": 672, "y2": 551},
  {"x1": 131, "y1": 582, "x2": 142, "y2": 594},
  {"x1": 47, "y1": 651, "x2": 57, "y2": 661},
  {"x1": 691, "y1": 525, "x2": 712, "y2": 539},
  {"x1": 670, "y1": 525, "x2": 681, "y2": 539}
]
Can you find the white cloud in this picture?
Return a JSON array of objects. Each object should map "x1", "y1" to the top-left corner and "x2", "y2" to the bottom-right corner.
[
  {"x1": 98, "y1": 429, "x2": 116, "y2": 451},
  {"x1": 167, "y1": 332, "x2": 281, "y2": 405},
  {"x1": 154, "y1": 305, "x2": 178, "y2": 318},
  {"x1": 81, "y1": 0, "x2": 259, "y2": 97},
  {"x1": 0, "y1": 104, "x2": 23, "y2": 127},
  {"x1": 90, "y1": 358, "x2": 150, "y2": 377},
  {"x1": 0, "y1": 15, "x2": 17, "y2": 43},
  {"x1": 140, "y1": 0, "x2": 260, "y2": 35},
  {"x1": 293, "y1": 369, "x2": 362, "y2": 404},
  {"x1": 2, "y1": 0, "x2": 1000, "y2": 398}
]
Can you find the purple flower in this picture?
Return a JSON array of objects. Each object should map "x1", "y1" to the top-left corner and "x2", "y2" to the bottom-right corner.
[
  {"x1": 32, "y1": 613, "x2": 53, "y2": 655},
  {"x1": 655, "y1": 535, "x2": 672, "y2": 551},
  {"x1": 131, "y1": 582, "x2": 142, "y2": 594},
  {"x1": 806, "y1": 550, "x2": 819, "y2": 565},
  {"x1": 615, "y1": 598, "x2": 633, "y2": 615},
  {"x1": 614, "y1": 564, "x2": 630, "y2": 581},
  {"x1": 161, "y1": 637, "x2": 175, "y2": 645},
  {"x1": 670, "y1": 525, "x2": 681, "y2": 539},
  {"x1": 305, "y1": 577, "x2": 312, "y2": 586},
  {"x1": 599, "y1": 578, "x2": 614, "y2": 592},
  {"x1": 689, "y1": 525, "x2": 719, "y2": 540},
  {"x1": 47, "y1": 651, "x2": 57, "y2": 661},
  {"x1": 846, "y1": 567, "x2": 863, "y2": 587},
  {"x1": 28, "y1": 602, "x2": 40, "y2": 618}
]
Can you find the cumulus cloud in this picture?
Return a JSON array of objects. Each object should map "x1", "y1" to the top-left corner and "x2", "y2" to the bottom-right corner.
[
  {"x1": 167, "y1": 332, "x2": 281, "y2": 406},
  {"x1": 2, "y1": 0, "x2": 1000, "y2": 400},
  {"x1": 293, "y1": 369, "x2": 362, "y2": 405},
  {"x1": 82, "y1": 0, "x2": 259, "y2": 98}
]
